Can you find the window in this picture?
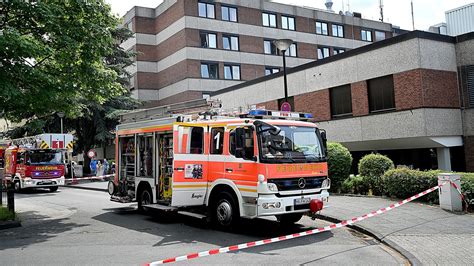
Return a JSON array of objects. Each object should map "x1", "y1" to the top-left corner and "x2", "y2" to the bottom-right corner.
[
  {"x1": 190, "y1": 127, "x2": 204, "y2": 154},
  {"x1": 332, "y1": 24, "x2": 344, "y2": 38},
  {"x1": 375, "y1": 31, "x2": 386, "y2": 41},
  {"x1": 223, "y1": 35, "x2": 239, "y2": 51},
  {"x1": 221, "y1": 6, "x2": 237, "y2": 22},
  {"x1": 281, "y1": 15, "x2": 295, "y2": 30},
  {"x1": 368, "y1": 75, "x2": 395, "y2": 112},
  {"x1": 200, "y1": 32, "x2": 217, "y2": 48},
  {"x1": 265, "y1": 67, "x2": 280, "y2": 76},
  {"x1": 284, "y1": 43, "x2": 297, "y2": 57},
  {"x1": 330, "y1": 84, "x2": 352, "y2": 117},
  {"x1": 262, "y1": 12, "x2": 277, "y2": 27},
  {"x1": 210, "y1": 127, "x2": 224, "y2": 154},
  {"x1": 198, "y1": 2, "x2": 215, "y2": 19},
  {"x1": 201, "y1": 63, "x2": 218, "y2": 79},
  {"x1": 229, "y1": 127, "x2": 254, "y2": 160},
  {"x1": 317, "y1": 47, "x2": 330, "y2": 59},
  {"x1": 316, "y1": 21, "x2": 328, "y2": 35},
  {"x1": 333, "y1": 48, "x2": 345, "y2": 55},
  {"x1": 361, "y1": 29, "x2": 373, "y2": 42},
  {"x1": 264, "y1": 40, "x2": 277, "y2": 55},
  {"x1": 224, "y1": 65, "x2": 240, "y2": 80},
  {"x1": 467, "y1": 65, "x2": 474, "y2": 107}
]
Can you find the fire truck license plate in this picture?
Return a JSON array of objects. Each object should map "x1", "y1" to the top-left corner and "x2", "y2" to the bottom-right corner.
[{"x1": 294, "y1": 197, "x2": 311, "y2": 205}]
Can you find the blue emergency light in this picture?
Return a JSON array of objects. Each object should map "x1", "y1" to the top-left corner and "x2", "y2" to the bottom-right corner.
[{"x1": 247, "y1": 109, "x2": 313, "y2": 120}]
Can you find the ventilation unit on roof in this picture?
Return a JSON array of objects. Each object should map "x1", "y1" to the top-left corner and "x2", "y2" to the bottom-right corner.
[{"x1": 353, "y1": 12, "x2": 362, "y2": 18}]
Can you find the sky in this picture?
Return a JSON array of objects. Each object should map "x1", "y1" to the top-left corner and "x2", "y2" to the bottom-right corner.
[{"x1": 105, "y1": 0, "x2": 472, "y2": 30}]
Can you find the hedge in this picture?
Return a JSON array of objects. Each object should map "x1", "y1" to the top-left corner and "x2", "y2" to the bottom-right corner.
[
  {"x1": 342, "y1": 174, "x2": 369, "y2": 195},
  {"x1": 358, "y1": 154, "x2": 394, "y2": 195},
  {"x1": 327, "y1": 142, "x2": 353, "y2": 192}
]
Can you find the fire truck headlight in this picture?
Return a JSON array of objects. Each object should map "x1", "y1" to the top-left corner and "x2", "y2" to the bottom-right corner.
[
  {"x1": 267, "y1": 183, "x2": 278, "y2": 192},
  {"x1": 258, "y1": 174, "x2": 265, "y2": 183},
  {"x1": 322, "y1": 178, "x2": 331, "y2": 189}
]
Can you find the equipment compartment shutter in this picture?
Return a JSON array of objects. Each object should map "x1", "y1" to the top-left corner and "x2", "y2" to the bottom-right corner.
[{"x1": 468, "y1": 65, "x2": 474, "y2": 108}]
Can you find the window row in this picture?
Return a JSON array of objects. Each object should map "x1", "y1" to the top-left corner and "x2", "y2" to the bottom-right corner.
[
  {"x1": 198, "y1": 2, "x2": 237, "y2": 22},
  {"x1": 200, "y1": 32, "x2": 239, "y2": 51},
  {"x1": 264, "y1": 40, "x2": 297, "y2": 57},
  {"x1": 201, "y1": 63, "x2": 241, "y2": 80},
  {"x1": 330, "y1": 75, "x2": 395, "y2": 118},
  {"x1": 318, "y1": 46, "x2": 346, "y2": 59}
]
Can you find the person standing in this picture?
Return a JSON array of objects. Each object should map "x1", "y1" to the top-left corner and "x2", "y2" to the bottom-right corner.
[
  {"x1": 97, "y1": 160, "x2": 102, "y2": 177},
  {"x1": 90, "y1": 159, "x2": 97, "y2": 176},
  {"x1": 103, "y1": 159, "x2": 109, "y2": 175}
]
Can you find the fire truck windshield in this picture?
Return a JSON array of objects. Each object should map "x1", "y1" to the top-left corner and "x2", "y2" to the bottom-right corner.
[
  {"x1": 27, "y1": 150, "x2": 63, "y2": 165},
  {"x1": 258, "y1": 126, "x2": 325, "y2": 164}
]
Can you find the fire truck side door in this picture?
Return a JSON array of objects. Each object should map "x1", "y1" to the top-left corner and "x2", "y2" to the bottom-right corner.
[
  {"x1": 171, "y1": 125, "x2": 208, "y2": 207},
  {"x1": 224, "y1": 126, "x2": 258, "y2": 195}
]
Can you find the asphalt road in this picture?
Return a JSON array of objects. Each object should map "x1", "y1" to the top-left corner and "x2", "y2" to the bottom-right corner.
[{"x1": 0, "y1": 187, "x2": 407, "y2": 265}]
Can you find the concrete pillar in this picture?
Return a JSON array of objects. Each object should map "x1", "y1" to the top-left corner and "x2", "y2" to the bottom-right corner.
[{"x1": 437, "y1": 147, "x2": 452, "y2": 171}]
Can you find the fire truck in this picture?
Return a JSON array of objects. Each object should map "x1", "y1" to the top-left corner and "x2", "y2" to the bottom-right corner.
[
  {"x1": 108, "y1": 99, "x2": 330, "y2": 227},
  {"x1": 3, "y1": 134, "x2": 73, "y2": 192}
]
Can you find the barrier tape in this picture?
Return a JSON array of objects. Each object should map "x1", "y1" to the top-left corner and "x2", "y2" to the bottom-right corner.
[
  {"x1": 146, "y1": 183, "x2": 445, "y2": 265},
  {"x1": 65, "y1": 174, "x2": 114, "y2": 183}
]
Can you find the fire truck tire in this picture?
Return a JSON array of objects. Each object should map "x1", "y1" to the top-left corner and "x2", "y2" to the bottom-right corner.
[
  {"x1": 49, "y1": 186, "x2": 58, "y2": 192},
  {"x1": 14, "y1": 180, "x2": 22, "y2": 192},
  {"x1": 212, "y1": 191, "x2": 240, "y2": 229},
  {"x1": 138, "y1": 187, "x2": 152, "y2": 212},
  {"x1": 107, "y1": 181, "x2": 116, "y2": 196},
  {"x1": 277, "y1": 213, "x2": 304, "y2": 226}
]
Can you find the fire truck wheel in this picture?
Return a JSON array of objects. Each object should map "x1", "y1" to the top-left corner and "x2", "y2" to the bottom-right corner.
[
  {"x1": 49, "y1": 186, "x2": 58, "y2": 192},
  {"x1": 212, "y1": 191, "x2": 240, "y2": 229},
  {"x1": 277, "y1": 213, "x2": 304, "y2": 226},
  {"x1": 138, "y1": 187, "x2": 152, "y2": 211},
  {"x1": 14, "y1": 181, "x2": 22, "y2": 192}
]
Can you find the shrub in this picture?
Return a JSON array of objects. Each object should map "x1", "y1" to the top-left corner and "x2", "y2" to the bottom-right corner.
[
  {"x1": 342, "y1": 174, "x2": 369, "y2": 195},
  {"x1": 383, "y1": 168, "x2": 440, "y2": 203},
  {"x1": 458, "y1": 173, "x2": 474, "y2": 208},
  {"x1": 0, "y1": 206, "x2": 15, "y2": 222},
  {"x1": 358, "y1": 154, "x2": 394, "y2": 195},
  {"x1": 327, "y1": 142, "x2": 353, "y2": 192}
]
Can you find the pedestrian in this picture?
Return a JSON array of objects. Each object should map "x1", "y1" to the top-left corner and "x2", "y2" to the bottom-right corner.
[
  {"x1": 97, "y1": 160, "x2": 103, "y2": 177},
  {"x1": 103, "y1": 159, "x2": 109, "y2": 175},
  {"x1": 90, "y1": 159, "x2": 97, "y2": 176},
  {"x1": 111, "y1": 162, "x2": 116, "y2": 174}
]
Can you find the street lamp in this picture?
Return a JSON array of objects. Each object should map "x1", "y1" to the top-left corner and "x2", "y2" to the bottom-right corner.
[
  {"x1": 273, "y1": 39, "x2": 293, "y2": 111},
  {"x1": 57, "y1": 112, "x2": 65, "y2": 134}
]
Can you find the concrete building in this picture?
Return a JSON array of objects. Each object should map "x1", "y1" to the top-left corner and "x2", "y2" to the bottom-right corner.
[
  {"x1": 120, "y1": 0, "x2": 393, "y2": 106},
  {"x1": 211, "y1": 31, "x2": 474, "y2": 172}
]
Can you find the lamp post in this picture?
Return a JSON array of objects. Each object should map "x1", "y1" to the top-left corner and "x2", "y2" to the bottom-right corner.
[
  {"x1": 57, "y1": 112, "x2": 65, "y2": 134},
  {"x1": 273, "y1": 39, "x2": 293, "y2": 111}
]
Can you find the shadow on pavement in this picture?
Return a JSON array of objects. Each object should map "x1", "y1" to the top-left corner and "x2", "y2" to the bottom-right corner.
[
  {"x1": 0, "y1": 211, "x2": 88, "y2": 251},
  {"x1": 94, "y1": 206, "x2": 333, "y2": 256}
]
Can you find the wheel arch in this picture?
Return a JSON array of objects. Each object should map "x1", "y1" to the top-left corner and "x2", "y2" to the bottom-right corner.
[
  {"x1": 136, "y1": 181, "x2": 153, "y2": 201},
  {"x1": 206, "y1": 179, "x2": 243, "y2": 215}
]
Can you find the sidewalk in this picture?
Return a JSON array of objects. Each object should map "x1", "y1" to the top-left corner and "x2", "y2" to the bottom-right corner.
[{"x1": 321, "y1": 195, "x2": 474, "y2": 265}]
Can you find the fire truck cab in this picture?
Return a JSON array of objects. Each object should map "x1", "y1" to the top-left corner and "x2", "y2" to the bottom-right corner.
[
  {"x1": 4, "y1": 134, "x2": 73, "y2": 192},
  {"x1": 109, "y1": 100, "x2": 330, "y2": 227}
]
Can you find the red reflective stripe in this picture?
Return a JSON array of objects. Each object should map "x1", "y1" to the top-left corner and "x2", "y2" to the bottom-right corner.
[
  {"x1": 292, "y1": 233, "x2": 300, "y2": 237},
  {"x1": 318, "y1": 228, "x2": 325, "y2": 232},
  {"x1": 341, "y1": 221, "x2": 348, "y2": 226},
  {"x1": 263, "y1": 239, "x2": 272, "y2": 244},
  {"x1": 330, "y1": 224, "x2": 337, "y2": 229},
  {"x1": 278, "y1": 236, "x2": 287, "y2": 241},
  {"x1": 209, "y1": 249, "x2": 220, "y2": 255},
  {"x1": 247, "y1": 242, "x2": 256, "y2": 247},
  {"x1": 380, "y1": 208, "x2": 386, "y2": 212},
  {"x1": 163, "y1": 258, "x2": 176, "y2": 263},
  {"x1": 389, "y1": 204, "x2": 396, "y2": 208},
  {"x1": 229, "y1": 245, "x2": 239, "y2": 251},
  {"x1": 352, "y1": 218, "x2": 358, "y2": 222}
]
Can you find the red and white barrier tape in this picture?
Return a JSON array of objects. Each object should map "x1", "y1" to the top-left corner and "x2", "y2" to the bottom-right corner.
[
  {"x1": 146, "y1": 183, "x2": 445, "y2": 265},
  {"x1": 65, "y1": 174, "x2": 114, "y2": 182}
]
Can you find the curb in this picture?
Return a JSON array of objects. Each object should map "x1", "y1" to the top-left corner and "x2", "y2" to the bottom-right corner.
[
  {"x1": 0, "y1": 220, "x2": 22, "y2": 230},
  {"x1": 63, "y1": 184, "x2": 107, "y2": 193},
  {"x1": 315, "y1": 214, "x2": 421, "y2": 266}
]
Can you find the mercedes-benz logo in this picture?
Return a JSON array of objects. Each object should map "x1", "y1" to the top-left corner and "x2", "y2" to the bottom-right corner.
[{"x1": 298, "y1": 178, "x2": 306, "y2": 189}]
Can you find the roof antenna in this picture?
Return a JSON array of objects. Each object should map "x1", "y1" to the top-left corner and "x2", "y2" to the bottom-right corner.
[
  {"x1": 411, "y1": 0, "x2": 415, "y2": 30},
  {"x1": 379, "y1": 0, "x2": 384, "y2": 22}
]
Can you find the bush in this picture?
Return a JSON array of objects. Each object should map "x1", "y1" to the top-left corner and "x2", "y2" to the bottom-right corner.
[
  {"x1": 458, "y1": 173, "x2": 474, "y2": 208},
  {"x1": 327, "y1": 143, "x2": 353, "y2": 192},
  {"x1": 383, "y1": 168, "x2": 440, "y2": 203},
  {"x1": 0, "y1": 206, "x2": 15, "y2": 222},
  {"x1": 358, "y1": 154, "x2": 394, "y2": 195},
  {"x1": 342, "y1": 174, "x2": 369, "y2": 195}
]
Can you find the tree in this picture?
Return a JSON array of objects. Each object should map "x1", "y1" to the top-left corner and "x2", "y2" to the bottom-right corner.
[{"x1": 0, "y1": 0, "x2": 129, "y2": 122}]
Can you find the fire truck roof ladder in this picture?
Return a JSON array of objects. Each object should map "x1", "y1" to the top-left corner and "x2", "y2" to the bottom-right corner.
[{"x1": 120, "y1": 98, "x2": 222, "y2": 123}]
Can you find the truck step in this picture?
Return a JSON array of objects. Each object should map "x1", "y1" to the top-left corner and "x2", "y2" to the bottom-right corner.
[
  {"x1": 177, "y1": 211, "x2": 207, "y2": 220},
  {"x1": 143, "y1": 204, "x2": 177, "y2": 212}
]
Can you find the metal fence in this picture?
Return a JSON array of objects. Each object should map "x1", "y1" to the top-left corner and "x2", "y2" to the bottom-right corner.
[{"x1": 0, "y1": 168, "x2": 15, "y2": 213}]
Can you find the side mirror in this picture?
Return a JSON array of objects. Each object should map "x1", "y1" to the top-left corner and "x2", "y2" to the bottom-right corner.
[{"x1": 319, "y1": 129, "x2": 328, "y2": 155}]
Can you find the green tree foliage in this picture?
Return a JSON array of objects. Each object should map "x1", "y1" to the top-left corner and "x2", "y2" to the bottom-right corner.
[
  {"x1": 358, "y1": 153, "x2": 394, "y2": 195},
  {"x1": 0, "y1": 0, "x2": 132, "y2": 121},
  {"x1": 327, "y1": 142, "x2": 353, "y2": 192}
]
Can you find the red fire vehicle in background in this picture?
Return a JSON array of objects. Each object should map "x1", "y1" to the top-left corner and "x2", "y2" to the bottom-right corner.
[{"x1": 3, "y1": 134, "x2": 73, "y2": 192}]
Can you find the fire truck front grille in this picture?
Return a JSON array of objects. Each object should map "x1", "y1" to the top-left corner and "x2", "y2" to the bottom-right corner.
[{"x1": 268, "y1": 177, "x2": 326, "y2": 191}]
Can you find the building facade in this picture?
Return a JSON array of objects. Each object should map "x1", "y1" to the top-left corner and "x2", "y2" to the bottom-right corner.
[
  {"x1": 121, "y1": 0, "x2": 392, "y2": 106},
  {"x1": 212, "y1": 31, "x2": 474, "y2": 172}
]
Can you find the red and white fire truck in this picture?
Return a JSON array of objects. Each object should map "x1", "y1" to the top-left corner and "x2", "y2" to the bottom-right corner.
[
  {"x1": 108, "y1": 99, "x2": 330, "y2": 227},
  {"x1": 3, "y1": 134, "x2": 73, "y2": 192}
]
